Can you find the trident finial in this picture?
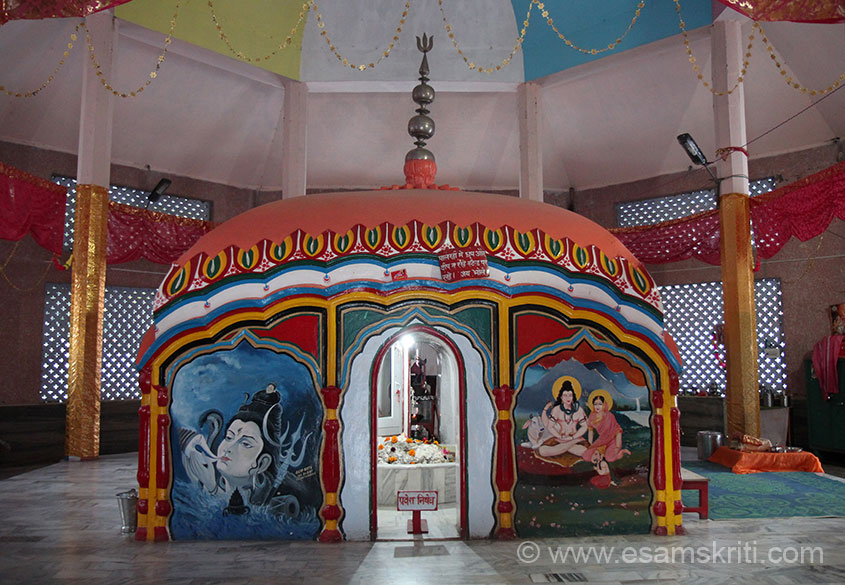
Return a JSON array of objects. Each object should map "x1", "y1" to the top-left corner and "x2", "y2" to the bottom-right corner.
[
  {"x1": 406, "y1": 34, "x2": 435, "y2": 161},
  {"x1": 416, "y1": 33, "x2": 433, "y2": 78}
]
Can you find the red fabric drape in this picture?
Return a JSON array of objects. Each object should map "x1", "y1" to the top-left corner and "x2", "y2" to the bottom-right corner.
[
  {"x1": 751, "y1": 161, "x2": 845, "y2": 258},
  {"x1": 612, "y1": 209, "x2": 723, "y2": 265},
  {"x1": 0, "y1": 0, "x2": 130, "y2": 24},
  {"x1": 716, "y1": 0, "x2": 845, "y2": 23},
  {"x1": 0, "y1": 162, "x2": 66, "y2": 254},
  {"x1": 612, "y1": 161, "x2": 845, "y2": 266},
  {"x1": 107, "y1": 201, "x2": 215, "y2": 264}
]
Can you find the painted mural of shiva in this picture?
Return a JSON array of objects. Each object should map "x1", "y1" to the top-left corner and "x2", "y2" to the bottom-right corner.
[
  {"x1": 178, "y1": 383, "x2": 311, "y2": 517},
  {"x1": 535, "y1": 377, "x2": 588, "y2": 459}
]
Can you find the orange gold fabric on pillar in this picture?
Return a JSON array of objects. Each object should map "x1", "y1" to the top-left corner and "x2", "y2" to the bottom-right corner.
[
  {"x1": 66, "y1": 184, "x2": 109, "y2": 459},
  {"x1": 719, "y1": 192, "x2": 760, "y2": 439}
]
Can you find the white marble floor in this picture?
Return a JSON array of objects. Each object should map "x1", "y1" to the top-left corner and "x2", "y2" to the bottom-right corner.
[
  {"x1": 376, "y1": 503, "x2": 460, "y2": 540},
  {"x1": 2, "y1": 452, "x2": 845, "y2": 584}
]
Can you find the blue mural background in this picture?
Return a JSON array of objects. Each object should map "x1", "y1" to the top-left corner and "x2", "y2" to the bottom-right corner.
[{"x1": 169, "y1": 339, "x2": 323, "y2": 540}]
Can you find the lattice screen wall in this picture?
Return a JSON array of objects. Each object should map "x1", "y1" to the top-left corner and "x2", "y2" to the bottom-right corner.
[
  {"x1": 658, "y1": 278, "x2": 787, "y2": 394},
  {"x1": 40, "y1": 284, "x2": 155, "y2": 402},
  {"x1": 52, "y1": 175, "x2": 212, "y2": 253},
  {"x1": 617, "y1": 177, "x2": 777, "y2": 227}
]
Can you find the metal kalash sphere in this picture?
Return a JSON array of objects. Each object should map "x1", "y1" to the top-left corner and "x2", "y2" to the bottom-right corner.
[
  {"x1": 412, "y1": 83, "x2": 435, "y2": 105},
  {"x1": 408, "y1": 114, "x2": 434, "y2": 140}
]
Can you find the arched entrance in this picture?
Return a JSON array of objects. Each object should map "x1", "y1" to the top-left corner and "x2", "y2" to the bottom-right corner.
[{"x1": 370, "y1": 326, "x2": 467, "y2": 540}]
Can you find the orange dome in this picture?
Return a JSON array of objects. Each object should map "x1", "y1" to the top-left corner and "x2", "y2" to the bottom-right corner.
[{"x1": 179, "y1": 189, "x2": 638, "y2": 265}]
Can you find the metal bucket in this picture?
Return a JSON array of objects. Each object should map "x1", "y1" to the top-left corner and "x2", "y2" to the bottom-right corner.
[
  {"x1": 697, "y1": 430, "x2": 724, "y2": 460},
  {"x1": 116, "y1": 489, "x2": 138, "y2": 533}
]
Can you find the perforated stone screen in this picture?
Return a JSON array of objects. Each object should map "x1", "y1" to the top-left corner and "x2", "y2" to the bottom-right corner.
[
  {"x1": 40, "y1": 284, "x2": 155, "y2": 402},
  {"x1": 618, "y1": 188, "x2": 716, "y2": 228},
  {"x1": 617, "y1": 178, "x2": 776, "y2": 227},
  {"x1": 658, "y1": 278, "x2": 787, "y2": 394},
  {"x1": 52, "y1": 175, "x2": 211, "y2": 253}
]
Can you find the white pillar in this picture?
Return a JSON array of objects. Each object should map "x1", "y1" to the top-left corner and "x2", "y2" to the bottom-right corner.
[
  {"x1": 712, "y1": 19, "x2": 749, "y2": 196},
  {"x1": 517, "y1": 82, "x2": 543, "y2": 202},
  {"x1": 281, "y1": 80, "x2": 308, "y2": 198},
  {"x1": 77, "y1": 10, "x2": 116, "y2": 186}
]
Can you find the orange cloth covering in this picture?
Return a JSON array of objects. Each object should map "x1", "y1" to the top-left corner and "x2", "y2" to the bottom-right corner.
[{"x1": 708, "y1": 446, "x2": 824, "y2": 474}]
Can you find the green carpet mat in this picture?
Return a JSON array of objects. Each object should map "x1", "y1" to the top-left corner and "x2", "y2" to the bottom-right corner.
[{"x1": 681, "y1": 460, "x2": 845, "y2": 519}]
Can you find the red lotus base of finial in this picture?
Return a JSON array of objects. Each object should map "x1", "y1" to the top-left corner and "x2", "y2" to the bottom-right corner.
[
  {"x1": 380, "y1": 159, "x2": 460, "y2": 191},
  {"x1": 404, "y1": 158, "x2": 437, "y2": 187}
]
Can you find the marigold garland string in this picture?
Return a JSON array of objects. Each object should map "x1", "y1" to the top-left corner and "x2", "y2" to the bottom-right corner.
[
  {"x1": 533, "y1": 0, "x2": 646, "y2": 55},
  {"x1": 311, "y1": 0, "x2": 410, "y2": 71},
  {"x1": 0, "y1": 23, "x2": 81, "y2": 98},
  {"x1": 755, "y1": 21, "x2": 844, "y2": 96},
  {"x1": 4, "y1": 0, "x2": 842, "y2": 98},
  {"x1": 674, "y1": 0, "x2": 844, "y2": 97},
  {"x1": 83, "y1": 0, "x2": 181, "y2": 98},
  {"x1": 674, "y1": 0, "x2": 752, "y2": 96},
  {"x1": 208, "y1": 0, "x2": 310, "y2": 63},
  {"x1": 438, "y1": 0, "x2": 532, "y2": 73}
]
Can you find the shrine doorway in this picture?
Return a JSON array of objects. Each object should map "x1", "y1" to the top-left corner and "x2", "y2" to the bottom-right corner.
[{"x1": 372, "y1": 328, "x2": 464, "y2": 540}]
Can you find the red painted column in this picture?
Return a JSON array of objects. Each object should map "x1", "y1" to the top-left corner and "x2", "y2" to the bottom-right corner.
[
  {"x1": 154, "y1": 384, "x2": 171, "y2": 541},
  {"x1": 492, "y1": 385, "x2": 516, "y2": 539},
  {"x1": 652, "y1": 411, "x2": 667, "y2": 535},
  {"x1": 318, "y1": 386, "x2": 343, "y2": 542},
  {"x1": 135, "y1": 367, "x2": 151, "y2": 541},
  {"x1": 670, "y1": 406, "x2": 685, "y2": 534}
]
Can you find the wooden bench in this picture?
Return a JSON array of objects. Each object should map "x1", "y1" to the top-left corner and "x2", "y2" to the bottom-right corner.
[{"x1": 681, "y1": 467, "x2": 709, "y2": 519}]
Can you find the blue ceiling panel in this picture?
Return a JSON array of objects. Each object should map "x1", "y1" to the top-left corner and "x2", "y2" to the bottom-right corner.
[{"x1": 514, "y1": 0, "x2": 713, "y2": 81}]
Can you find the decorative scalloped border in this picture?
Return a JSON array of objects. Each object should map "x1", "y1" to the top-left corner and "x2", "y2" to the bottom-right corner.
[{"x1": 155, "y1": 221, "x2": 659, "y2": 312}]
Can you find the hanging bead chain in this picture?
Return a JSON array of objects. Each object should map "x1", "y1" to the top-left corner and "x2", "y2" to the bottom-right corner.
[
  {"x1": 674, "y1": 0, "x2": 752, "y2": 96},
  {"x1": 676, "y1": 0, "x2": 843, "y2": 97},
  {"x1": 438, "y1": 0, "x2": 533, "y2": 73},
  {"x1": 534, "y1": 0, "x2": 646, "y2": 55},
  {"x1": 311, "y1": 0, "x2": 410, "y2": 71},
  {"x1": 755, "y1": 21, "x2": 844, "y2": 96},
  {"x1": 208, "y1": 0, "x2": 310, "y2": 63},
  {"x1": 1, "y1": 23, "x2": 82, "y2": 98},
  {"x1": 82, "y1": 0, "x2": 181, "y2": 98}
]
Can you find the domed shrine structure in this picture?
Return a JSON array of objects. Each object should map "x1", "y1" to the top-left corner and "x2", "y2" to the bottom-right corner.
[{"x1": 135, "y1": 40, "x2": 683, "y2": 542}]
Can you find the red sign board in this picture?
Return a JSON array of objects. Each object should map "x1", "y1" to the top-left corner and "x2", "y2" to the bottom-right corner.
[
  {"x1": 396, "y1": 490, "x2": 438, "y2": 511},
  {"x1": 390, "y1": 269, "x2": 408, "y2": 281}
]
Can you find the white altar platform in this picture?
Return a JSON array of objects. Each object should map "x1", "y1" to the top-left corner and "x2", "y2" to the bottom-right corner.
[{"x1": 377, "y1": 462, "x2": 458, "y2": 505}]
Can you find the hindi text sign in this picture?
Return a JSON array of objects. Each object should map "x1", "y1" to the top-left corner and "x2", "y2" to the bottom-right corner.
[
  {"x1": 438, "y1": 247, "x2": 488, "y2": 282},
  {"x1": 396, "y1": 490, "x2": 438, "y2": 511}
]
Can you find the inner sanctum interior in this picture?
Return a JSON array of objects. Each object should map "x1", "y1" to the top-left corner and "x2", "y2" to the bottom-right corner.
[{"x1": 375, "y1": 331, "x2": 461, "y2": 539}]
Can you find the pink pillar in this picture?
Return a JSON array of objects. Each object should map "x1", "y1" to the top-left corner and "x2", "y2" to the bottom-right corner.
[
  {"x1": 281, "y1": 79, "x2": 308, "y2": 199},
  {"x1": 77, "y1": 10, "x2": 115, "y2": 187},
  {"x1": 517, "y1": 82, "x2": 543, "y2": 202}
]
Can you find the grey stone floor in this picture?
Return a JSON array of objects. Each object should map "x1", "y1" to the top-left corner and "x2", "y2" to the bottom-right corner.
[{"x1": 1, "y1": 452, "x2": 845, "y2": 584}]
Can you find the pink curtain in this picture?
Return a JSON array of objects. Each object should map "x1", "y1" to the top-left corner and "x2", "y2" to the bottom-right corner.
[
  {"x1": 107, "y1": 202, "x2": 215, "y2": 264},
  {"x1": 0, "y1": 162, "x2": 66, "y2": 255},
  {"x1": 612, "y1": 161, "x2": 845, "y2": 266},
  {"x1": 716, "y1": 0, "x2": 845, "y2": 23},
  {"x1": 1, "y1": 0, "x2": 131, "y2": 24}
]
